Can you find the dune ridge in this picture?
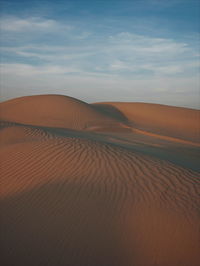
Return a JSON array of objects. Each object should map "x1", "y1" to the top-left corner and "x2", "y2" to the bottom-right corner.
[{"x1": 1, "y1": 94, "x2": 200, "y2": 266}]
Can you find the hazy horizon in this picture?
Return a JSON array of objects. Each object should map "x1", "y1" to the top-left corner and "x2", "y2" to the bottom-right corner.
[{"x1": 0, "y1": 0, "x2": 199, "y2": 108}]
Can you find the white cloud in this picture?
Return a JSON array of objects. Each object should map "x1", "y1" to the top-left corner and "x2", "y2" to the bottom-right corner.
[
  {"x1": 0, "y1": 16, "x2": 199, "y2": 108},
  {"x1": 0, "y1": 63, "x2": 91, "y2": 80},
  {"x1": 108, "y1": 32, "x2": 188, "y2": 54},
  {"x1": 1, "y1": 62, "x2": 199, "y2": 109},
  {"x1": 1, "y1": 31, "x2": 197, "y2": 76},
  {"x1": 0, "y1": 16, "x2": 72, "y2": 32}
]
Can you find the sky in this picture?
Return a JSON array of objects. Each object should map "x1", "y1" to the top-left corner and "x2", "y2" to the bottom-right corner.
[{"x1": 0, "y1": 0, "x2": 199, "y2": 108}]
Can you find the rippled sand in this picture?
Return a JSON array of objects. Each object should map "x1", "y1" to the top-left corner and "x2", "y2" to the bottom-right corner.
[{"x1": 1, "y1": 95, "x2": 200, "y2": 266}]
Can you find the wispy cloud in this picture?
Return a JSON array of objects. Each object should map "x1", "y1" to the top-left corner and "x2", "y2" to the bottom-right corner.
[
  {"x1": 0, "y1": 16, "x2": 72, "y2": 32},
  {"x1": 1, "y1": 25, "x2": 198, "y2": 75},
  {"x1": 1, "y1": 62, "x2": 199, "y2": 108},
  {"x1": 0, "y1": 14, "x2": 199, "y2": 108}
]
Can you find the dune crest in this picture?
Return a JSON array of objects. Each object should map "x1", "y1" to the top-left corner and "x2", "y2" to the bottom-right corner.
[{"x1": 0, "y1": 94, "x2": 122, "y2": 130}]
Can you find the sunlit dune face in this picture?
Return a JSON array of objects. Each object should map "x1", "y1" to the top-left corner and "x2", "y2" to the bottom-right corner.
[
  {"x1": 93, "y1": 102, "x2": 200, "y2": 143},
  {"x1": 0, "y1": 95, "x2": 121, "y2": 130}
]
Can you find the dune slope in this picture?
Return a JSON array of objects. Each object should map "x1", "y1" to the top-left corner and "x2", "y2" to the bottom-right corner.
[
  {"x1": 93, "y1": 102, "x2": 200, "y2": 142},
  {"x1": 1, "y1": 95, "x2": 200, "y2": 266},
  {"x1": 0, "y1": 95, "x2": 123, "y2": 130}
]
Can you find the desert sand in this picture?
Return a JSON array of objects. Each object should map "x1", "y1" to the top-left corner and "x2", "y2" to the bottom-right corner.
[{"x1": 1, "y1": 94, "x2": 200, "y2": 266}]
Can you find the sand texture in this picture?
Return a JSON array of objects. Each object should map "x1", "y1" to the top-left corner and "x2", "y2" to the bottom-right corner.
[{"x1": 1, "y1": 95, "x2": 200, "y2": 266}]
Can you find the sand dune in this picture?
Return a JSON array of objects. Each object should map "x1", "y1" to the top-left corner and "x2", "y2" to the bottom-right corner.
[
  {"x1": 94, "y1": 102, "x2": 200, "y2": 142},
  {"x1": 1, "y1": 95, "x2": 200, "y2": 266},
  {"x1": 0, "y1": 94, "x2": 123, "y2": 130}
]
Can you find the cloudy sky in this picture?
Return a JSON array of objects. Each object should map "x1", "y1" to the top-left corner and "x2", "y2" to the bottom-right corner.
[{"x1": 0, "y1": 0, "x2": 199, "y2": 108}]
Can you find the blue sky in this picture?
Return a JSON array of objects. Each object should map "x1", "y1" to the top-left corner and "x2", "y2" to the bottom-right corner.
[{"x1": 0, "y1": 0, "x2": 199, "y2": 108}]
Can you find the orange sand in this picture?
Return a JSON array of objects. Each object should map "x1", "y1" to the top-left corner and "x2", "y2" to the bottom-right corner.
[
  {"x1": 93, "y1": 102, "x2": 200, "y2": 142},
  {"x1": 1, "y1": 95, "x2": 200, "y2": 266}
]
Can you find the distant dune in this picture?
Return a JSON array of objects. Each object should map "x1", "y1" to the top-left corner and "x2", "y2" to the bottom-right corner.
[
  {"x1": 1, "y1": 94, "x2": 200, "y2": 266},
  {"x1": 93, "y1": 102, "x2": 200, "y2": 142}
]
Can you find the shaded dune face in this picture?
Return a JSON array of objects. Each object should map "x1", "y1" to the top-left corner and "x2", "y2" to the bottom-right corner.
[
  {"x1": 1, "y1": 182, "x2": 122, "y2": 266},
  {"x1": 1, "y1": 95, "x2": 200, "y2": 266}
]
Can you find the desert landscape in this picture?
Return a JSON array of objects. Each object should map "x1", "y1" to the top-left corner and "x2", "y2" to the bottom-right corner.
[{"x1": 0, "y1": 94, "x2": 200, "y2": 266}]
